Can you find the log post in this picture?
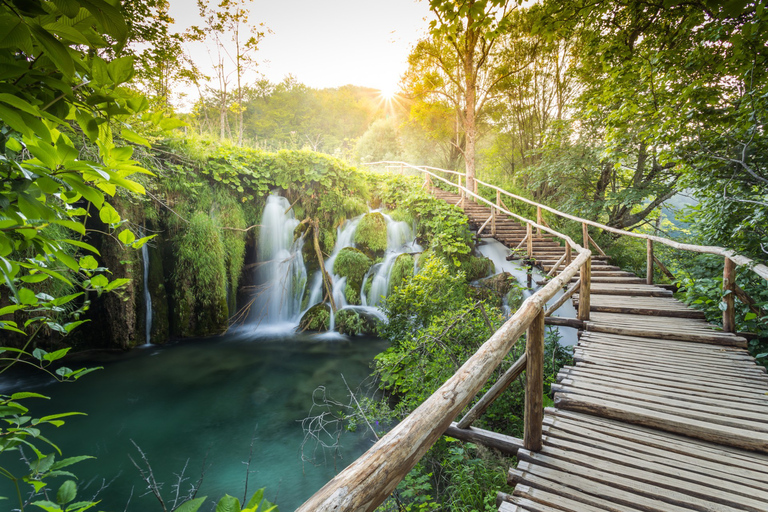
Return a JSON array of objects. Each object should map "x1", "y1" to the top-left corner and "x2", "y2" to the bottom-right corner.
[
  {"x1": 578, "y1": 255, "x2": 591, "y2": 321},
  {"x1": 524, "y1": 309, "x2": 545, "y2": 452},
  {"x1": 526, "y1": 223, "x2": 533, "y2": 258},
  {"x1": 399, "y1": 163, "x2": 404, "y2": 175},
  {"x1": 565, "y1": 242, "x2": 572, "y2": 266},
  {"x1": 647, "y1": 238, "x2": 654, "y2": 285},
  {"x1": 493, "y1": 190, "x2": 500, "y2": 236},
  {"x1": 536, "y1": 206, "x2": 543, "y2": 238},
  {"x1": 723, "y1": 257, "x2": 736, "y2": 333},
  {"x1": 459, "y1": 174, "x2": 465, "y2": 208},
  {"x1": 582, "y1": 222, "x2": 589, "y2": 251}
]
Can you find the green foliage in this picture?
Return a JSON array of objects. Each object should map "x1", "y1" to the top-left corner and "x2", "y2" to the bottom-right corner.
[
  {"x1": 173, "y1": 213, "x2": 228, "y2": 335},
  {"x1": 388, "y1": 254, "x2": 415, "y2": 293},
  {"x1": 375, "y1": 175, "x2": 473, "y2": 265},
  {"x1": 176, "y1": 489, "x2": 277, "y2": 512},
  {"x1": 333, "y1": 248, "x2": 373, "y2": 305},
  {"x1": 0, "y1": 0, "x2": 156, "y2": 343},
  {"x1": 298, "y1": 303, "x2": 330, "y2": 332},
  {"x1": 462, "y1": 255, "x2": 493, "y2": 282},
  {"x1": 354, "y1": 213, "x2": 388, "y2": 255}
]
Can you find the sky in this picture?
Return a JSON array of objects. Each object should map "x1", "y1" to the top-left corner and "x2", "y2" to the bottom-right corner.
[{"x1": 168, "y1": 0, "x2": 434, "y2": 99}]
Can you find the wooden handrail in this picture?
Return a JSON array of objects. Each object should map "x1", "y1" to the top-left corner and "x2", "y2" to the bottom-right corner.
[
  {"x1": 299, "y1": 165, "x2": 592, "y2": 511},
  {"x1": 365, "y1": 162, "x2": 768, "y2": 282}
]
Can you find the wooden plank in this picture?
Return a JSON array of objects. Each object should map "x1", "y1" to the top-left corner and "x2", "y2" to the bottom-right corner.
[
  {"x1": 546, "y1": 408, "x2": 768, "y2": 465},
  {"x1": 577, "y1": 332, "x2": 752, "y2": 358},
  {"x1": 584, "y1": 322, "x2": 748, "y2": 347},
  {"x1": 541, "y1": 420, "x2": 768, "y2": 489},
  {"x1": 554, "y1": 392, "x2": 768, "y2": 452},
  {"x1": 561, "y1": 364, "x2": 768, "y2": 400},
  {"x1": 512, "y1": 484, "x2": 615, "y2": 512},
  {"x1": 444, "y1": 423, "x2": 523, "y2": 455},
  {"x1": 518, "y1": 447, "x2": 768, "y2": 511},
  {"x1": 552, "y1": 380, "x2": 768, "y2": 424},
  {"x1": 577, "y1": 336, "x2": 762, "y2": 366},
  {"x1": 510, "y1": 464, "x2": 660, "y2": 512},
  {"x1": 554, "y1": 385, "x2": 768, "y2": 432},
  {"x1": 572, "y1": 350, "x2": 768, "y2": 381},
  {"x1": 511, "y1": 460, "x2": 713, "y2": 512},
  {"x1": 557, "y1": 370, "x2": 768, "y2": 408}
]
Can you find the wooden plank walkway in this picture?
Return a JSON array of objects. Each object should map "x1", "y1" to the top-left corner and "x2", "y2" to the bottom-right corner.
[{"x1": 431, "y1": 190, "x2": 768, "y2": 512}]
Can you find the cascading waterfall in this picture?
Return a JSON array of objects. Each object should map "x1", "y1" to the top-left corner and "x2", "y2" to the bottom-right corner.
[
  {"x1": 141, "y1": 232, "x2": 152, "y2": 345},
  {"x1": 250, "y1": 198, "x2": 421, "y2": 333},
  {"x1": 251, "y1": 195, "x2": 307, "y2": 328},
  {"x1": 366, "y1": 214, "x2": 421, "y2": 308}
]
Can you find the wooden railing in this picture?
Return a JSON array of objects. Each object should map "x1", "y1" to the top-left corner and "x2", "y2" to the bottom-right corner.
[
  {"x1": 375, "y1": 162, "x2": 768, "y2": 332},
  {"x1": 298, "y1": 161, "x2": 767, "y2": 511}
]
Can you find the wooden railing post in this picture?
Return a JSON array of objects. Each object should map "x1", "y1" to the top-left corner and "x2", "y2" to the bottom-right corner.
[
  {"x1": 582, "y1": 222, "x2": 589, "y2": 251},
  {"x1": 723, "y1": 257, "x2": 736, "y2": 333},
  {"x1": 647, "y1": 238, "x2": 654, "y2": 285},
  {"x1": 526, "y1": 223, "x2": 533, "y2": 258},
  {"x1": 536, "y1": 206, "x2": 543, "y2": 238},
  {"x1": 578, "y1": 255, "x2": 591, "y2": 321},
  {"x1": 493, "y1": 190, "x2": 500, "y2": 236},
  {"x1": 524, "y1": 309, "x2": 545, "y2": 452},
  {"x1": 459, "y1": 174, "x2": 465, "y2": 208},
  {"x1": 565, "y1": 241, "x2": 572, "y2": 266}
]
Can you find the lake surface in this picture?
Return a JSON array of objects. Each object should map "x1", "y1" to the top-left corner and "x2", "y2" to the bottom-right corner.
[{"x1": 0, "y1": 332, "x2": 389, "y2": 511}]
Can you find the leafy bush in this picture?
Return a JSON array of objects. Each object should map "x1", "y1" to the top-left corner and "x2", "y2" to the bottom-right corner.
[{"x1": 389, "y1": 253, "x2": 415, "y2": 293}]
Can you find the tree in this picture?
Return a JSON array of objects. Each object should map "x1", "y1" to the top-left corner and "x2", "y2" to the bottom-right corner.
[
  {"x1": 423, "y1": 0, "x2": 525, "y2": 192},
  {"x1": 188, "y1": 0, "x2": 268, "y2": 143}
]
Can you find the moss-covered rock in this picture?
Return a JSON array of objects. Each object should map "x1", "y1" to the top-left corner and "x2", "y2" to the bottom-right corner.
[
  {"x1": 389, "y1": 253, "x2": 414, "y2": 293},
  {"x1": 298, "y1": 302, "x2": 330, "y2": 332},
  {"x1": 354, "y1": 212, "x2": 388, "y2": 256},
  {"x1": 335, "y1": 308, "x2": 381, "y2": 336},
  {"x1": 462, "y1": 255, "x2": 494, "y2": 282},
  {"x1": 470, "y1": 272, "x2": 519, "y2": 309},
  {"x1": 333, "y1": 247, "x2": 373, "y2": 305}
]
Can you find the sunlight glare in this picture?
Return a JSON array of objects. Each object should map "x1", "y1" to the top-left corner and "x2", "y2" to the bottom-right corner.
[{"x1": 378, "y1": 85, "x2": 399, "y2": 102}]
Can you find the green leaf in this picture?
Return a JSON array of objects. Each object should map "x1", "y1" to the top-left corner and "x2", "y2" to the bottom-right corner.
[
  {"x1": 52, "y1": 220, "x2": 87, "y2": 236},
  {"x1": 78, "y1": 255, "x2": 98, "y2": 270},
  {"x1": 215, "y1": 495, "x2": 241, "y2": 512},
  {"x1": 117, "y1": 229, "x2": 135, "y2": 245},
  {"x1": 174, "y1": 497, "x2": 208, "y2": 512},
  {"x1": 52, "y1": 0, "x2": 82, "y2": 18},
  {"x1": 121, "y1": 128, "x2": 150, "y2": 147},
  {"x1": 31, "y1": 25, "x2": 75, "y2": 79},
  {"x1": 19, "y1": 287, "x2": 39, "y2": 305},
  {"x1": 98, "y1": 203, "x2": 120, "y2": 225},
  {"x1": 57, "y1": 480, "x2": 77, "y2": 505},
  {"x1": 79, "y1": 0, "x2": 128, "y2": 41},
  {"x1": 107, "y1": 56, "x2": 134, "y2": 84},
  {"x1": 61, "y1": 239, "x2": 100, "y2": 255},
  {"x1": 89, "y1": 274, "x2": 108, "y2": 288},
  {"x1": 10, "y1": 392, "x2": 49, "y2": 400},
  {"x1": 50, "y1": 455, "x2": 95, "y2": 471},
  {"x1": 0, "y1": 14, "x2": 31, "y2": 49},
  {"x1": 744, "y1": 312, "x2": 757, "y2": 321}
]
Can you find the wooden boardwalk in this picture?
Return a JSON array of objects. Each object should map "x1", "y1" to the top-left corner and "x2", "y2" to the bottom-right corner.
[{"x1": 432, "y1": 190, "x2": 768, "y2": 512}]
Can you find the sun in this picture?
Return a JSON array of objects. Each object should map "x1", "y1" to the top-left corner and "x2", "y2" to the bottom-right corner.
[{"x1": 377, "y1": 84, "x2": 400, "y2": 102}]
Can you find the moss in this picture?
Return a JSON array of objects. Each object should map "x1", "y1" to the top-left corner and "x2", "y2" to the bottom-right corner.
[
  {"x1": 388, "y1": 207, "x2": 415, "y2": 225},
  {"x1": 462, "y1": 255, "x2": 494, "y2": 282},
  {"x1": 299, "y1": 302, "x2": 330, "y2": 332},
  {"x1": 172, "y1": 212, "x2": 229, "y2": 336},
  {"x1": 389, "y1": 253, "x2": 415, "y2": 293},
  {"x1": 334, "y1": 247, "x2": 373, "y2": 305},
  {"x1": 354, "y1": 212, "x2": 388, "y2": 255},
  {"x1": 335, "y1": 309, "x2": 381, "y2": 336}
]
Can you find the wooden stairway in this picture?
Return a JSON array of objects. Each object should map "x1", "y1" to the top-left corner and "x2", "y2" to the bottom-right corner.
[{"x1": 431, "y1": 189, "x2": 768, "y2": 512}]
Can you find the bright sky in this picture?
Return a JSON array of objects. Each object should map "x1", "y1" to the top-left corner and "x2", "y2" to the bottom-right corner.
[{"x1": 169, "y1": 0, "x2": 433, "y2": 98}]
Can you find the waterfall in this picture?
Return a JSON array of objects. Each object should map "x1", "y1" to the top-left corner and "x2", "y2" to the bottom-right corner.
[
  {"x1": 366, "y1": 213, "x2": 421, "y2": 307},
  {"x1": 251, "y1": 195, "x2": 307, "y2": 328},
  {"x1": 141, "y1": 235, "x2": 152, "y2": 345}
]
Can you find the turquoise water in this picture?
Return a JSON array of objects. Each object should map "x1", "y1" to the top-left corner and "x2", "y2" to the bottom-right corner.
[{"x1": 0, "y1": 332, "x2": 388, "y2": 511}]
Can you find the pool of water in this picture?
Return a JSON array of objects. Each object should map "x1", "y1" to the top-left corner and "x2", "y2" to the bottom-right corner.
[{"x1": 0, "y1": 332, "x2": 389, "y2": 511}]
